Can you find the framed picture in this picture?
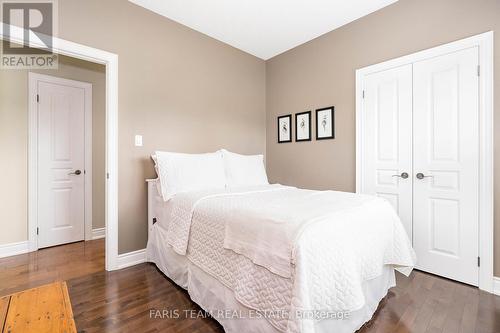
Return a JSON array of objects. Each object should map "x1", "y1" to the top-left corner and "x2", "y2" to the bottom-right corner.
[
  {"x1": 315, "y1": 106, "x2": 335, "y2": 140},
  {"x1": 277, "y1": 114, "x2": 292, "y2": 143},
  {"x1": 295, "y1": 111, "x2": 311, "y2": 141}
]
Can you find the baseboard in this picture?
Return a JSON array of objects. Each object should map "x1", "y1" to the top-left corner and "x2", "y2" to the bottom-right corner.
[
  {"x1": 493, "y1": 277, "x2": 500, "y2": 296},
  {"x1": 0, "y1": 241, "x2": 30, "y2": 259},
  {"x1": 91, "y1": 227, "x2": 105, "y2": 240},
  {"x1": 117, "y1": 248, "x2": 146, "y2": 269}
]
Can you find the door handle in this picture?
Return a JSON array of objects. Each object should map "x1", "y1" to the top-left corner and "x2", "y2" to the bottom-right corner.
[
  {"x1": 416, "y1": 172, "x2": 433, "y2": 180},
  {"x1": 392, "y1": 172, "x2": 409, "y2": 179},
  {"x1": 68, "y1": 169, "x2": 82, "y2": 176}
]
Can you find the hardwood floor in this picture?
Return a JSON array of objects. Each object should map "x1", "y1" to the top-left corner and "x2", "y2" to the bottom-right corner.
[
  {"x1": 0, "y1": 240, "x2": 499, "y2": 333},
  {"x1": 0, "y1": 239, "x2": 104, "y2": 297}
]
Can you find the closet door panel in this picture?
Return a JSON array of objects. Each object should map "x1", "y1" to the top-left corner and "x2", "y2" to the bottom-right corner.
[
  {"x1": 361, "y1": 64, "x2": 413, "y2": 240},
  {"x1": 413, "y1": 47, "x2": 479, "y2": 286}
]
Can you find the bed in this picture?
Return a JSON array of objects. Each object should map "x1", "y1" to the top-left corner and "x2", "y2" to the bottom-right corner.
[{"x1": 146, "y1": 150, "x2": 416, "y2": 333}]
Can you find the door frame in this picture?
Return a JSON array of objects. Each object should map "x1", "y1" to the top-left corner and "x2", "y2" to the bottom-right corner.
[
  {"x1": 0, "y1": 23, "x2": 119, "y2": 271},
  {"x1": 355, "y1": 31, "x2": 494, "y2": 292},
  {"x1": 28, "y1": 72, "x2": 93, "y2": 247}
]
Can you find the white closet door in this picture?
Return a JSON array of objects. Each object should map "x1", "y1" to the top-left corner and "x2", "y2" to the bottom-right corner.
[
  {"x1": 361, "y1": 64, "x2": 413, "y2": 240},
  {"x1": 413, "y1": 47, "x2": 479, "y2": 286}
]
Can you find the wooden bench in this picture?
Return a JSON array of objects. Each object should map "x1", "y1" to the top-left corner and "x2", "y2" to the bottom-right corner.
[{"x1": 0, "y1": 282, "x2": 76, "y2": 333}]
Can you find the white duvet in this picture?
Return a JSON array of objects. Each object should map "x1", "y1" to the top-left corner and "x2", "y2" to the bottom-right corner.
[{"x1": 162, "y1": 184, "x2": 416, "y2": 332}]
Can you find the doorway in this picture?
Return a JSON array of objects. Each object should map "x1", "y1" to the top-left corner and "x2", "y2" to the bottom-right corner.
[
  {"x1": 1, "y1": 23, "x2": 119, "y2": 270},
  {"x1": 30, "y1": 73, "x2": 92, "y2": 248}
]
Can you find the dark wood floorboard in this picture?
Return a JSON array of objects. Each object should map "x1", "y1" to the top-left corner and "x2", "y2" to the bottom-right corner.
[
  {"x1": 0, "y1": 239, "x2": 104, "y2": 297},
  {"x1": 0, "y1": 240, "x2": 499, "y2": 332}
]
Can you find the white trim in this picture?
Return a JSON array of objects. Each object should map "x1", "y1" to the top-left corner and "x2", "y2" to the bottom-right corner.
[
  {"x1": 28, "y1": 73, "x2": 94, "y2": 246},
  {"x1": 477, "y1": 32, "x2": 495, "y2": 294},
  {"x1": 28, "y1": 71, "x2": 38, "y2": 253},
  {"x1": 355, "y1": 31, "x2": 494, "y2": 293},
  {"x1": 117, "y1": 249, "x2": 146, "y2": 269},
  {"x1": 493, "y1": 277, "x2": 500, "y2": 296},
  {"x1": 105, "y1": 50, "x2": 119, "y2": 271},
  {"x1": 1, "y1": 23, "x2": 119, "y2": 271},
  {"x1": 0, "y1": 241, "x2": 30, "y2": 259},
  {"x1": 92, "y1": 227, "x2": 106, "y2": 240}
]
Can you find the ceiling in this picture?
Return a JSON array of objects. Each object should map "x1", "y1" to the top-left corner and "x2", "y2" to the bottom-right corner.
[{"x1": 129, "y1": 0, "x2": 398, "y2": 60}]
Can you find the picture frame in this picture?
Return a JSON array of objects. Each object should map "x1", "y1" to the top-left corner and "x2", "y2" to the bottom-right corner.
[
  {"x1": 315, "y1": 106, "x2": 335, "y2": 140},
  {"x1": 277, "y1": 114, "x2": 292, "y2": 143},
  {"x1": 295, "y1": 111, "x2": 311, "y2": 142}
]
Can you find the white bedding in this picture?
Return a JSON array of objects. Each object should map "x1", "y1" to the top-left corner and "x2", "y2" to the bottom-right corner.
[
  {"x1": 147, "y1": 222, "x2": 397, "y2": 333},
  {"x1": 155, "y1": 184, "x2": 416, "y2": 332},
  {"x1": 221, "y1": 149, "x2": 269, "y2": 187},
  {"x1": 153, "y1": 150, "x2": 226, "y2": 201}
]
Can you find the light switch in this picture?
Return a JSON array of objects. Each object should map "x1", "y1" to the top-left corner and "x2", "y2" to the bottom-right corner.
[{"x1": 134, "y1": 135, "x2": 143, "y2": 147}]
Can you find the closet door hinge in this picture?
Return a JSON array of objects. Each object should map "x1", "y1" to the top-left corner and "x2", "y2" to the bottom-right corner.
[
  {"x1": 477, "y1": 65, "x2": 480, "y2": 77},
  {"x1": 36, "y1": 94, "x2": 39, "y2": 103},
  {"x1": 478, "y1": 256, "x2": 480, "y2": 267},
  {"x1": 362, "y1": 90, "x2": 365, "y2": 99},
  {"x1": 36, "y1": 227, "x2": 39, "y2": 235}
]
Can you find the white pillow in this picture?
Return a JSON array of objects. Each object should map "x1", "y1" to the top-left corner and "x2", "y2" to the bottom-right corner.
[
  {"x1": 221, "y1": 149, "x2": 269, "y2": 187},
  {"x1": 153, "y1": 151, "x2": 226, "y2": 201}
]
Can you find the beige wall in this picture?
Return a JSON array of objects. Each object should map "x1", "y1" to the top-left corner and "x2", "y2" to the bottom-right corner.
[
  {"x1": 0, "y1": 65, "x2": 28, "y2": 244},
  {"x1": 0, "y1": 55, "x2": 106, "y2": 245},
  {"x1": 266, "y1": 0, "x2": 500, "y2": 274},
  {"x1": 56, "y1": 0, "x2": 266, "y2": 253}
]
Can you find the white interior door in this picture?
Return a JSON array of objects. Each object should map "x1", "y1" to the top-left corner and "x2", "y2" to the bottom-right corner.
[
  {"x1": 37, "y1": 79, "x2": 86, "y2": 248},
  {"x1": 413, "y1": 47, "x2": 479, "y2": 286},
  {"x1": 361, "y1": 64, "x2": 413, "y2": 239}
]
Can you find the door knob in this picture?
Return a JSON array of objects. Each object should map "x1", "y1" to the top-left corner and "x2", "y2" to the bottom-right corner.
[
  {"x1": 416, "y1": 172, "x2": 433, "y2": 180},
  {"x1": 392, "y1": 172, "x2": 409, "y2": 179},
  {"x1": 68, "y1": 169, "x2": 82, "y2": 175}
]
